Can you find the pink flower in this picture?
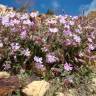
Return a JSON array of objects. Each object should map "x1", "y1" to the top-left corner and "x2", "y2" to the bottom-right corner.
[{"x1": 64, "y1": 62, "x2": 73, "y2": 71}]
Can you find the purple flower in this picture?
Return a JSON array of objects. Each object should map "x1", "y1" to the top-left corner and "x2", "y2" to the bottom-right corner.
[
  {"x1": 59, "y1": 16, "x2": 66, "y2": 24},
  {"x1": 11, "y1": 43, "x2": 20, "y2": 51},
  {"x1": 73, "y1": 35, "x2": 81, "y2": 43},
  {"x1": 64, "y1": 39, "x2": 72, "y2": 46},
  {"x1": 20, "y1": 13, "x2": 29, "y2": 20},
  {"x1": 69, "y1": 21, "x2": 74, "y2": 25},
  {"x1": 9, "y1": 12, "x2": 16, "y2": 18},
  {"x1": 3, "y1": 61, "x2": 11, "y2": 70},
  {"x1": 72, "y1": 16, "x2": 78, "y2": 20},
  {"x1": 63, "y1": 30, "x2": 72, "y2": 36},
  {"x1": 64, "y1": 62, "x2": 73, "y2": 71},
  {"x1": 12, "y1": 19, "x2": 20, "y2": 24},
  {"x1": 35, "y1": 63, "x2": 44, "y2": 69},
  {"x1": 34, "y1": 56, "x2": 43, "y2": 64},
  {"x1": 23, "y1": 19, "x2": 34, "y2": 26},
  {"x1": 64, "y1": 24, "x2": 70, "y2": 29},
  {"x1": 75, "y1": 29, "x2": 81, "y2": 33},
  {"x1": 46, "y1": 53, "x2": 58, "y2": 63},
  {"x1": 3, "y1": 63, "x2": 11, "y2": 70},
  {"x1": 20, "y1": 30, "x2": 27, "y2": 39},
  {"x1": 22, "y1": 49, "x2": 30, "y2": 57},
  {"x1": 2, "y1": 16, "x2": 10, "y2": 26},
  {"x1": 88, "y1": 44, "x2": 95, "y2": 50}
]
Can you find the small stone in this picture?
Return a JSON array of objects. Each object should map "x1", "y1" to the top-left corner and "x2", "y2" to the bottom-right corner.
[
  {"x1": 0, "y1": 71, "x2": 10, "y2": 78},
  {"x1": 22, "y1": 80, "x2": 50, "y2": 96},
  {"x1": 90, "y1": 77, "x2": 96, "y2": 92},
  {"x1": 56, "y1": 92, "x2": 64, "y2": 96},
  {"x1": 92, "y1": 78, "x2": 96, "y2": 85},
  {"x1": 67, "y1": 89, "x2": 77, "y2": 96}
]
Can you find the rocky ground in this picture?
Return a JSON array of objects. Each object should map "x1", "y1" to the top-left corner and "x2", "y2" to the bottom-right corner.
[{"x1": 0, "y1": 70, "x2": 96, "y2": 96}]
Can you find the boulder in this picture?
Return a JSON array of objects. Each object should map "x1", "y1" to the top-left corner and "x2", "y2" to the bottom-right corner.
[
  {"x1": 0, "y1": 71, "x2": 10, "y2": 78},
  {"x1": 0, "y1": 76, "x2": 21, "y2": 96},
  {"x1": 22, "y1": 80, "x2": 50, "y2": 96}
]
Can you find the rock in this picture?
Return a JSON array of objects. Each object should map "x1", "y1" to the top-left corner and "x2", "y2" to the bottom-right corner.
[
  {"x1": 0, "y1": 71, "x2": 10, "y2": 78},
  {"x1": 0, "y1": 87, "x2": 14, "y2": 96},
  {"x1": 32, "y1": 62, "x2": 47, "y2": 77},
  {"x1": 0, "y1": 76, "x2": 21, "y2": 96},
  {"x1": 0, "y1": 4, "x2": 14, "y2": 15},
  {"x1": 87, "y1": 11, "x2": 96, "y2": 20},
  {"x1": 0, "y1": 4, "x2": 7, "y2": 11},
  {"x1": 56, "y1": 92, "x2": 64, "y2": 96},
  {"x1": 90, "y1": 77, "x2": 96, "y2": 92},
  {"x1": 22, "y1": 80, "x2": 50, "y2": 96},
  {"x1": 0, "y1": 76, "x2": 21, "y2": 88},
  {"x1": 67, "y1": 89, "x2": 77, "y2": 96},
  {"x1": 92, "y1": 77, "x2": 96, "y2": 85}
]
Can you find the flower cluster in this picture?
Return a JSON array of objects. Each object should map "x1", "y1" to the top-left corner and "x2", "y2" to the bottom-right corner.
[{"x1": 0, "y1": 10, "x2": 96, "y2": 77}]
